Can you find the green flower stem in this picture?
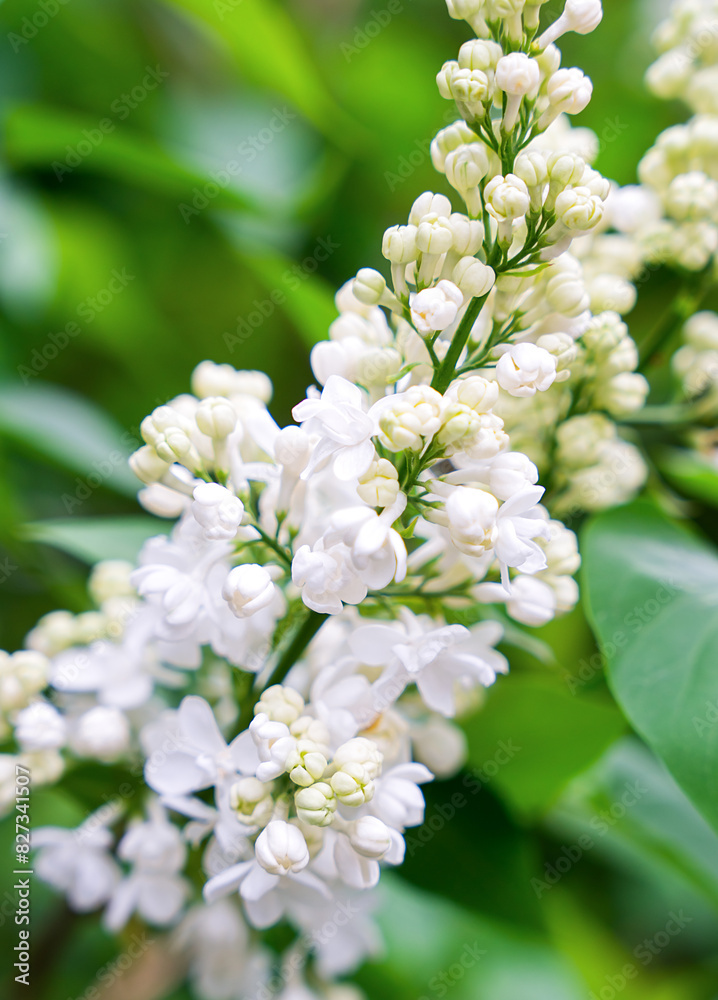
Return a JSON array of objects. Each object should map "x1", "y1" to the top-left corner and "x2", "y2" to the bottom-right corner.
[
  {"x1": 264, "y1": 608, "x2": 328, "y2": 691},
  {"x1": 431, "y1": 292, "x2": 492, "y2": 394}
]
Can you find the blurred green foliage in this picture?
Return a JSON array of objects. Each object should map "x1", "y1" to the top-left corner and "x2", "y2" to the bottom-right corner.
[{"x1": 1, "y1": 0, "x2": 718, "y2": 998}]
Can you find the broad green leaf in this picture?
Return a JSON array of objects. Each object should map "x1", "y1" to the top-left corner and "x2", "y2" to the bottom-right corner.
[
  {"x1": 23, "y1": 516, "x2": 168, "y2": 563},
  {"x1": 0, "y1": 382, "x2": 138, "y2": 496},
  {"x1": 582, "y1": 501, "x2": 718, "y2": 834},
  {"x1": 462, "y1": 675, "x2": 625, "y2": 817},
  {"x1": 550, "y1": 740, "x2": 718, "y2": 916},
  {"x1": 5, "y1": 105, "x2": 262, "y2": 214},
  {"x1": 160, "y1": 0, "x2": 363, "y2": 150},
  {"x1": 657, "y1": 447, "x2": 718, "y2": 508}
]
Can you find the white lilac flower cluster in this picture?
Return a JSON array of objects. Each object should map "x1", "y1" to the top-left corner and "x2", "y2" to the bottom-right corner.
[{"x1": 3, "y1": 1, "x2": 702, "y2": 997}]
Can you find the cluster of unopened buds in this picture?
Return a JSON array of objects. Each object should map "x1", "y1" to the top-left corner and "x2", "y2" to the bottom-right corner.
[{"x1": 3, "y1": 1, "x2": 717, "y2": 997}]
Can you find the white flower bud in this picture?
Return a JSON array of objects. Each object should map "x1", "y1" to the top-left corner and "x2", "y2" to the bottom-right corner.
[
  {"x1": 430, "y1": 120, "x2": 478, "y2": 172},
  {"x1": 514, "y1": 151, "x2": 549, "y2": 212},
  {"x1": 563, "y1": 0, "x2": 603, "y2": 33},
  {"x1": 349, "y1": 816, "x2": 392, "y2": 860},
  {"x1": 602, "y1": 338, "x2": 639, "y2": 376},
  {"x1": 547, "y1": 152, "x2": 586, "y2": 188},
  {"x1": 535, "y1": 332, "x2": 578, "y2": 372},
  {"x1": 416, "y1": 217, "x2": 454, "y2": 256},
  {"x1": 357, "y1": 458, "x2": 400, "y2": 508},
  {"x1": 547, "y1": 69, "x2": 593, "y2": 115},
  {"x1": 192, "y1": 482, "x2": 244, "y2": 540},
  {"x1": 446, "y1": 214, "x2": 485, "y2": 255},
  {"x1": 588, "y1": 275, "x2": 637, "y2": 315},
  {"x1": 330, "y1": 738, "x2": 383, "y2": 807},
  {"x1": 382, "y1": 225, "x2": 419, "y2": 263},
  {"x1": 410, "y1": 192, "x2": 453, "y2": 226},
  {"x1": 412, "y1": 716, "x2": 467, "y2": 778},
  {"x1": 495, "y1": 343, "x2": 558, "y2": 397},
  {"x1": 223, "y1": 564, "x2": 275, "y2": 618},
  {"x1": 452, "y1": 257, "x2": 496, "y2": 298},
  {"x1": 487, "y1": 451, "x2": 539, "y2": 500},
  {"x1": 353, "y1": 268, "x2": 388, "y2": 306},
  {"x1": 495, "y1": 53, "x2": 540, "y2": 96},
  {"x1": 538, "y1": 0, "x2": 602, "y2": 47},
  {"x1": 457, "y1": 39, "x2": 503, "y2": 72},
  {"x1": 26, "y1": 611, "x2": 77, "y2": 657},
  {"x1": 195, "y1": 397, "x2": 237, "y2": 439},
  {"x1": 685, "y1": 312, "x2": 718, "y2": 352},
  {"x1": 255, "y1": 820, "x2": 309, "y2": 875},
  {"x1": 556, "y1": 413, "x2": 615, "y2": 468},
  {"x1": 437, "y1": 64, "x2": 491, "y2": 118},
  {"x1": 545, "y1": 271, "x2": 589, "y2": 316},
  {"x1": 191, "y1": 362, "x2": 272, "y2": 402},
  {"x1": 439, "y1": 378, "x2": 505, "y2": 456},
  {"x1": 446, "y1": 486, "x2": 499, "y2": 557},
  {"x1": 554, "y1": 186, "x2": 604, "y2": 231},
  {"x1": 449, "y1": 375, "x2": 500, "y2": 413},
  {"x1": 15, "y1": 702, "x2": 66, "y2": 751},
  {"x1": 665, "y1": 172, "x2": 718, "y2": 223},
  {"x1": 484, "y1": 174, "x2": 531, "y2": 222},
  {"x1": 72, "y1": 706, "x2": 130, "y2": 761},
  {"x1": 375, "y1": 386, "x2": 445, "y2": 451},
  {"x1": 289, "y1": 715, "x2": 330, "y2": 747},
  {"x1": 89, "y1": 560, "x2": 134, "y2": 606},
  {"x1": 230, "y1": 776, "x2": 275, "y2": 827},
  {"x1": 447, "y1": 0, "x2": 487, "y2": 22},
  {"x1": 594, "y1": 372, "x2": 649, "y2": 417},
  {"x1": 294, "y1": 781, "x2": 337, "y2": 827},
  {"x1": 411, "y1": 280, "x2": 463, "y2": 333},
  {"x1": 129, "y1": 445, "x2": 171, "y2": 485},
  {"x1": 254, "y1": 685, "x2": 304, "y2": 726},
  {"x1": 445, "y1": 146, "x2": 491, "y2": 214},
  {"x1": 0, "y1": 651, "x2": 49, "y2": 712},
  {"x1": 285, "y1": 741, "x2": 328, "y2": 787},
  {"x1": 504, "y1": 575, "x2": 557, "y2": 627}
]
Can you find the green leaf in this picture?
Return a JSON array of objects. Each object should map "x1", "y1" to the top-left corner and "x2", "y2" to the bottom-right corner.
[
  {"x1": 160, "y1": 0, "x2": 363, "y2": 150},
  {"x1": 462, "y1": 675, "x2": 626, "y2": 818},
  {"x1": 5, "y1": 105, "x2": 262, "y2": 214},
  {"x1": 23, "y1": 516, "x2": 168, "y2": 563},
  {"x1": 582, "y1": 500, "x2": 718, "y2": 834},
  {"x1": 550, "y1": 739, "x2": 718, "y2": 915},
  {"x1": 657, "y1": 447, "x2": 718, "y2": 508},
  {"x1": 0, "y1": 382, "x2": 138, "y2": 496}
]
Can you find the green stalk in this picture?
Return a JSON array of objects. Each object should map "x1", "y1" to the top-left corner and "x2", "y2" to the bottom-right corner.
[{"x1": 431, "y1": 292, "x2": 491, "y2": 394}]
